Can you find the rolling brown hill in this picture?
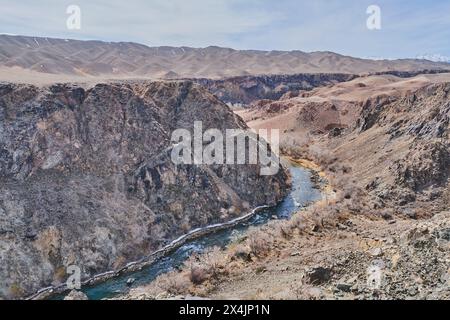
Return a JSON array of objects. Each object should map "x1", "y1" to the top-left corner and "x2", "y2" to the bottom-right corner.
[{"x1": 0, "y1": 34, "x2": 449, "y2": 81}]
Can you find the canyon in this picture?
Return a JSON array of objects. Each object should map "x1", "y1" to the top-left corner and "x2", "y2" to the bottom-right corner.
[
  {"x1": 0, "y1": 80, "x2": 288, "y2": 298},
  {"x1": 118, "y1": 72, "x2": 450, "y2": 300},
  {"x1": 0, "y1": 34, "x2": 449, "y2": 300}
]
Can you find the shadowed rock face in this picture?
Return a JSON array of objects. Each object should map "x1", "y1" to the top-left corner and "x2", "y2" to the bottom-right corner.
[
  {"x1": 0, "y1": 80, "x2": 289, "y2": 298},
  {"x1": 191, "y1": 71, "x2": 450, "y2": 106},
  {"x1": 192, "y1": 73, "x2": 358, "y2": 105}
]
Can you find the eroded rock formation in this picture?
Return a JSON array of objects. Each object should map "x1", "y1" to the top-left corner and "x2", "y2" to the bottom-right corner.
[
  {"x1": 192, "y1": 73, "x2": 357, "y2": 105},
  {"x1": 0, "y1": 80, "x2": 288, "y2": 298}
]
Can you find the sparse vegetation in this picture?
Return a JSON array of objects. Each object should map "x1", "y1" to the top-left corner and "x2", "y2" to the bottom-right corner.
[
  {"x1": 155, "y1": 271, "x2": 190, "y2": 295},
  {"x1": 247, "y1": 229, "x2": 273, "y2": 257},
  {"x1": 188, "y1": 264, "x2": 209, "y2": 285}
]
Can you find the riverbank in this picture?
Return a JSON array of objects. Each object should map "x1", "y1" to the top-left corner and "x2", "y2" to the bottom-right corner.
[
  {"x1": 115, "y1": 156, "x2": 450, "y2": 300},
  {"x1": 116, "y1": 75, "x2": 450, "y2": 300},
  {"x1": 31, "y1": 160, "x2": 322, "y2": 300},
  {"x1": 112, "y1": 158, "x2": 331, "y2": 300},
  {"x1": 28, "y1": 204, "x2": 273, "y2": 300}
]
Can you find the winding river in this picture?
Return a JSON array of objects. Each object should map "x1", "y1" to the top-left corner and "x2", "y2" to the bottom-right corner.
[{"x1": 52, "y1": 162, "x2": 321, "y2": 300}]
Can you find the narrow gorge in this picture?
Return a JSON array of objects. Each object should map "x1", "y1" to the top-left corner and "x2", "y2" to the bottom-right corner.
[{"x1": 0, "y1": 80, "x2": 289, "y2": 299}]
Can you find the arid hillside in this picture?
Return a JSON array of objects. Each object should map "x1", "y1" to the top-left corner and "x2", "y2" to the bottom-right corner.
[
  {"x1": 1, "y1": 35, "x2": 449, "y2": 81},
  {"x1": 239, "y1": 72, "x2": 450, "y2": 213},
  {"x1": 191, "y1": 73, "x2": 357, "y2": 105},
  {"x1": 120, "y1": 73, "x2": 450, "y2": 300}
]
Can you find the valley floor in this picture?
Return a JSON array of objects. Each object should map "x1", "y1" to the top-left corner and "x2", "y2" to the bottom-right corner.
[
  {"x1": 114, "y1": 73, "x2": 450, "y2": 300},
  {"x1": 117, "y1": 156, "x2": 450, "y2": 300}
]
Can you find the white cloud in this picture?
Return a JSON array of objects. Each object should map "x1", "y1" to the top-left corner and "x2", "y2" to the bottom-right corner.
[{"x1": 0, "y1": 0, "x2": 449, "y2": 58}]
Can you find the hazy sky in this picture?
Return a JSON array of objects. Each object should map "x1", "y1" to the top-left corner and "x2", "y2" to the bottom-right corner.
[{"x1": 1, "y1": 0, "x2": 450, "y2": 58}]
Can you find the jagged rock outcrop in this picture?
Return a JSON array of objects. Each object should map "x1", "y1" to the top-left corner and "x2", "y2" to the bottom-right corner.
[
  {"x1": 0, "y1": 80, "x2": 289, "y2": 298},
  {"x1": 395, "y1": 142, "x2": 450, "y2": 191},
  {"x1": 360, "y1": 83, "x2": 450, "y2": 139},
  {"x1": 353, "y1": 83, "x2": 450, "y2": 207}
]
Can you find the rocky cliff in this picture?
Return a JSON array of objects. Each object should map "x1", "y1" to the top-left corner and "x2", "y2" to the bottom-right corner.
[
  {"x1": 358, "y1": 82, "x2": 450, "y2": 209},
  {"x1": 192, "y1": 73, "x2": 357, "y2": 105},
  {"x1": 238, "y1": 73, "x2": 450, "y2": 214},
  {"x1": 0, "y1": 80, "x2": 288, "y2": 298}
]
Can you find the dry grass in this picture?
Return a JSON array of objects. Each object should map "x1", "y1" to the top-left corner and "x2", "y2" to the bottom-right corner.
[
  {"x1": 144, "y1": 148, "x2": 375, "y2": 298},
  {"x1": 189, "y1": 264, "x2": 210, "y2": 285},
  {"x1": 154, "y1": 271, "x2": 191, "y2": 295},
  {"x1": 247, "y1": 229, "x2": 274, "y2": 258}
]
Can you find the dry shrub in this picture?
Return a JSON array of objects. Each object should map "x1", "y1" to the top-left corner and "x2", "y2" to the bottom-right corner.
[
  {"x1": 289, "y1": 214, "x2": 308, "y2": 233},
  {"x1": 156, "y1": 271, "x2": 190, "y2": 295},
  {"x1": 247, "y1": 229, "x2": 273, "y2": 257},
  {"x1": 308, "y1": 145, "x2": 338, "y2": 170},
  {"x1": 113, "y1": 255, "x2": 128, "y2": 270},
  {"x1": 186, "y1": 247, "x2": 228, "y2": 285},
  {"x1": 8, "y1": 283, "x2": 24, "y2": 299},
  {"x1": 342, "y1": 165, "x2": 352, "y2": 174},
  {"x1": 280, "y1": 141, "x2": 311, "y2": 157},
  {"x1": 180, "y1": 220, "x2": 192, "y2": 234},
  {"x1": 274, "y1": 214, "x2": 308, "y2": 240},
  {"x1": 311, "y1": 211, "x2": 326, "y2": 232},
  {"x1": 189, "y1": 264, "x2": 210, "y2": 285},
  {"x1": 53, "y1": 266, "x2": 67, "y2": 283},
  {"x1": 230, "y1": 243, "x2": 252, "y2": 262},
  {"x1": 204, "y1": 247, "x2": 227, "y2": 278},
  {"x1": 332, "y1": 175, "x2": 369, "y2": 214},
  {"x1": 277, "y1": 224, "x2": 294, "y2": 240},
  {"x1": 303, "y1": 199, "x2": 351, "y2": 231}
]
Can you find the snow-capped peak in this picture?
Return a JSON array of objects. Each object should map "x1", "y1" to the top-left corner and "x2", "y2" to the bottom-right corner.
[{"x1": 416, "y1": 54, "x2": 450, "y2": 63}]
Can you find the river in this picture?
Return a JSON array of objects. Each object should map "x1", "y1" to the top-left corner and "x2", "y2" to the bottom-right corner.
[{"x1": 52, "y1": 163, "x2": 321, "y2": 300}]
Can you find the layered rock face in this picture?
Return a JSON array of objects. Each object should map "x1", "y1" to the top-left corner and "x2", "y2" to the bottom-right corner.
[
  {"x1": 359, "y1": 83, "x2": 450, "y2": 206},
  {"x1": 193, "y1": 73, "x2": 357, "y2": 105},
  {"x1": 239, "y1": 74, "x2": 449, "y2": 214},
  {"x1": 0, "y1": 81, "x2": 288, "y2": 298}
]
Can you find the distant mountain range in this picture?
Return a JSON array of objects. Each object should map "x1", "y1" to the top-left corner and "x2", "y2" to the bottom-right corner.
[
  {"x1": 0, "y1": 34, "x2": 449, "y2": 79},
  {"x1": 416, "y1": 54, "x2": 450, "y2": 63}
]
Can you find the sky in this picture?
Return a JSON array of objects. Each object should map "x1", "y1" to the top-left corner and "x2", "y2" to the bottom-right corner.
[{"x1": 1, "y1": 0, "x2": 450, "y2": 59}]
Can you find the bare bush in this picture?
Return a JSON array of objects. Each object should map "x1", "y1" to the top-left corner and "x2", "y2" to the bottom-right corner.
[
  {"x1": 189, "y1": 264, "x2": 210, "y2": 285},
  {"x1": 231, "y1": 244, "x2": 252, "y2": 262},
  {"x1": 156, "y1": 271, "x2": 190, "y2": 295},
  {"x1": 289, "y1": 214, "x2": 308, "y2": 233},
  {"x1": 277, "y1": 223, "x2": 293, "y2": 239},
  {"x1": 304, "y1": 201, "x2": 347, "y2": 231},
  {"x1": 247, "y1": 229, "x2": 273, "y2": 257},
  {"x1": 185, "y1": 247, "x2": 228, "y2": 285},
  {"x1": 203, "y1": 247, "x2": 227, "y2": 278},
  {"x1": 311, "y1": 213, "x2": 325, "y2": 232}
]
